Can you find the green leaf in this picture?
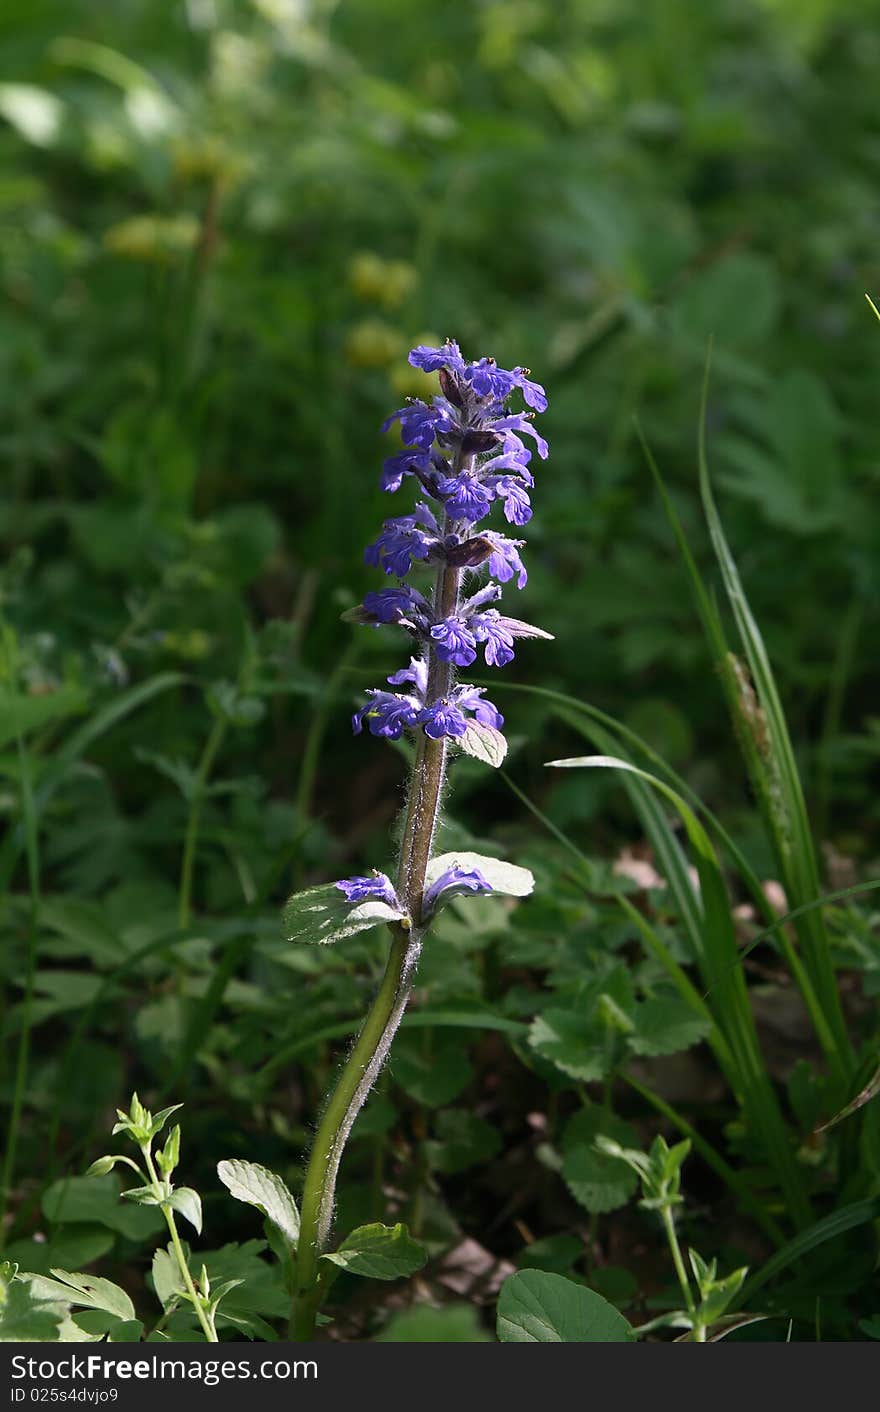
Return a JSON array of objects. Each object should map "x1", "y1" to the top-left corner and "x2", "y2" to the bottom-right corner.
[
  {"x1": 322, "y1": 1223, "x2": 427, "y2": 1281},
  {"x1": 151, "y1": 1246, "x2": 183, "y2": 1310},
  {"x1": 38, "y1": 1271, "x2": 135, "y2": 1323},
  {"x1": 628, "y1": 995, "x2": 712, "y2": 1057},
  {"x1": 42, "y1": 1175, "x2": 164, "y2": 1240},
  {"x1": 376, "y1": 1304, "x2": 492, "y2": 1341},
  {"x1": 282, "y1": 883, "x2": 407, "y2": 945},
  {"x1": 561, "y1": 1107, "x2": 639, "y2": 1214},
  {"x1": 5, "y1": 1227, "x2": 113, "y2": 1277},
  {"x1": 0, "y1": 687, "x2": 88, "y2": 751},
  {"x1": 216, "y1": 1159, "x2": 300, "y2": 1249},
  {"x1": 528, "y1": 1009, "x2": 610, "y2": 1082},
  {"x1": 0, "y1": 1275, "x2": 69, "y2": 1342},
  {"x1": 497, "y1": 1270, "x2": 633, "y2": 1342},
  {"x1": 168, "y1": 1188, "x2": 202, "y2": 1235},
  {"x1": 457, "y1": 722, "x2": 508, "y2": 767},
  {"x1": 425, "y1": 851, "x2": 534, "y2": 901}
]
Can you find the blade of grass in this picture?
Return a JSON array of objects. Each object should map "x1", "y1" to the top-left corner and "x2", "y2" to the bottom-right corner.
[
  {"x1": 548, "y1": 754, "x2": 811, "y2": 1228},
  {"x1": 694, "y1": 365, "x2": 852, "y2": 1074}
]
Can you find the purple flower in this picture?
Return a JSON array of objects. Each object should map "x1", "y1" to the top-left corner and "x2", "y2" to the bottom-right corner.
[
  {"x1": 512, "y1": 368, "x2": 547, "y2": 413},
  {"x1": 484, "y1": 531, "x2": 528, "y2": 589},
  {"x1": 353, "y1": 692, "x2": 421, "y2": 739},
  {"x1": 491, "y1": 476, "x2": 532, "y2": 526},
  {"x1": 465, "y1": 357, "x2": 519, "y2": 402},
  {"x1": 430, "y1": 617, "x2": 477, "y2": 667},
  {"x1": 471, "y1": 610, "x2": 516, "y2": 667},
  {"x1": 382, "y1": 400, "x2": 453, "y2": 450},
  {"x1": 436, "y1": 472, "x2": 492, "y2": 523},
  {"x1": 335, "y1": 872, "x2": 400, "y2": 908},
  {"x1": 423, "y1": 864, "x2": 493, "y2": 913},
  {"x1": 452, "y1": 685, "x2": 504, "y2": 729},
  {"x1": 418, "y1": 699, "x2": 469, "y2": 739},
  {"x1": 386, "y1": 655, "x2": 428, "y2": 700},
  {"x1": 491, "y1": 413, "x2": 549, "y2": 460},
  {"x1": 381, "y1": 448, "x2": 432, "y2": 493},
  {"x1": 408, "y1": 341, "x2": 466, "y2": 377},
  {"x1": 365, "y1": 506, "x2": 440, "y2": 576},
  {"x1": 361, "y1": 586, "x2": 431, "y2": 628}
]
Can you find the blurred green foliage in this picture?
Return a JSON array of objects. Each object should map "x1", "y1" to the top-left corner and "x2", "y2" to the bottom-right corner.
[{"x1": 2, "y1": 0, "x2": 880, "y2": 1341}]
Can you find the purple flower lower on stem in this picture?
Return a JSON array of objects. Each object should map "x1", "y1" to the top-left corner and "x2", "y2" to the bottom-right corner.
[
  {"x1": 484, "y1": 531, "x2": 528, "y2": 589},
  {"x1": 423, "y1": 864, "x2": 493, "y2": 914},
  {"x1": 335, "y1": 873, "x2": 400, "y2": 908},
  {"x1": 352, "y1": 692, "x2": 420, "y2": 740}
]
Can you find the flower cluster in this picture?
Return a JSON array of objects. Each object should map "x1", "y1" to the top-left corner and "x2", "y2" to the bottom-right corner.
[{"x1": 351, "y1": 338, "x2": 551, "y2": 745}]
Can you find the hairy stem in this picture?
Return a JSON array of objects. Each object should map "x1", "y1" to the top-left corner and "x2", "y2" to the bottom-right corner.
[{"x1": 290, "y1": 470, "x2": 468, "y2": 1340}]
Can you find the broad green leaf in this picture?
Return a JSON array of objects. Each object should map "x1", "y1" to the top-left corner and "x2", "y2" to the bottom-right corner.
[
  {"x1": 425, "y1": 851, "x2": 534, "y2": 899},
  {"x1": 561, "y1": 1107, "x2": 639, "y2": 1214},
  {"x1": 168, "y1": 1188, "x2": 202, "y2": 1235},
  {"x1": 0, "y1": 1275, "x2": 68, "y2": 1342},
  {"x1": 282, "y1": 883, "x2": 407, "y2": 945},
  {"x1": 528, "y1": 1009, "x2": 610, "y2": 1082},
  {"x1": 151, "y1": 1246, "x2": 183, "y2": 1310},
  {"x1": 42, "y1": 1175, "x2": 164, "y2": 1240},
  {"x1": 216, "y1": 1160, "x2": 300, "y2": 1248},
  {"x1": 72, "y1": 1311, "x2": 143, "y2": 1342},
  {"x1": 457, "y1": 722, "x2": 508, "y2": 767},
  {"x1": 377, "y1": 1304, "x2": 491, "y2": 1341},
  {"x1": 322, "y1": 1223, "x2": 427, "y2": 1281},
  {"x1": 0, "y1": 686, "x2": 86, "y2": 751},
  {"x1": 497, "y1": 1270, "x2": 632, "y2": 1342},
  {"x1": 4, "y1": 1227, "x2": 113, "y2": 1277},
  {"x1": 38, "y1": 1271, "x2": 135, "y2": 1323},
  {"x1": 628, "y1": 995, "x2": 712, "y2": 1057}
]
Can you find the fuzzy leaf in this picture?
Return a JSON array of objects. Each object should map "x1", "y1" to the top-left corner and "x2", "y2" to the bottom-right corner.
[
  {"x1": 322, "y1": 1223, "x2": 427, "y2": 1281},
  {"x1": 40, "y1": 1271, "x2": 135, "y2": 1323},
  {"x1": 425, "y1": 851, "x2": 533, "y2": 900},
  {"x1": 216, "y1": 1160, "x2": 300, "y2": 1249},
  {"x1": 497, "y1": 1270, "x2": 632, "y2": 1342},
  {"x1": 282, "y1": 883, "x2": 407, "y2": 945},
  {"x1": 456, "y1": 721, "x2": 507, "y2": 767}
]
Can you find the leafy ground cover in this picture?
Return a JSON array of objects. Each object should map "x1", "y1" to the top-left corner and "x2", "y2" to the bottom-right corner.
[{"x1": 1, "y1": 0, "x2": 879, "y2": 1343}]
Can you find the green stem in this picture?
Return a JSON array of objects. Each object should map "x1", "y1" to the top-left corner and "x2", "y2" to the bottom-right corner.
[
  {"x1": 660, "y1": 1204, "x2": 698, "y2": 1337},
  {"x1": 179, "y1": 716, "x2": 227, "y2": 931},
  {"x1": 289, "y1": 477, "x2": 468, "y2": 1340},
  {"x1": 143, "y1": 1147, "x2": 216, "y2": 1343}
]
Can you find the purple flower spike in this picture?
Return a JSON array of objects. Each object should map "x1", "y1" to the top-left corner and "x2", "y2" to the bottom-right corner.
[
  {"x1": 423, "y1": 864, "x2": 493, "y2": 914},
  {"x1": 354, "y1": 338, "x2": 548, "y2": 751},
  {"x1": 336, "y1": 872, "x2": 400, "y2": 908}
]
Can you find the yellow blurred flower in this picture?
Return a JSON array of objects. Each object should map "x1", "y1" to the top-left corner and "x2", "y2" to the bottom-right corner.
[
  {"x1": 161, "y1": 629, "x2": 212, "y2": 661},
  {"x1": 103, "y1": 214, "x2": 199, "y2": 263},
  {"x1": 348, "y1": 251, "x2": 417, "y2": 308},
  {"x1": 344, "y1": 319, "x2": 405, "y2": 368}
]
